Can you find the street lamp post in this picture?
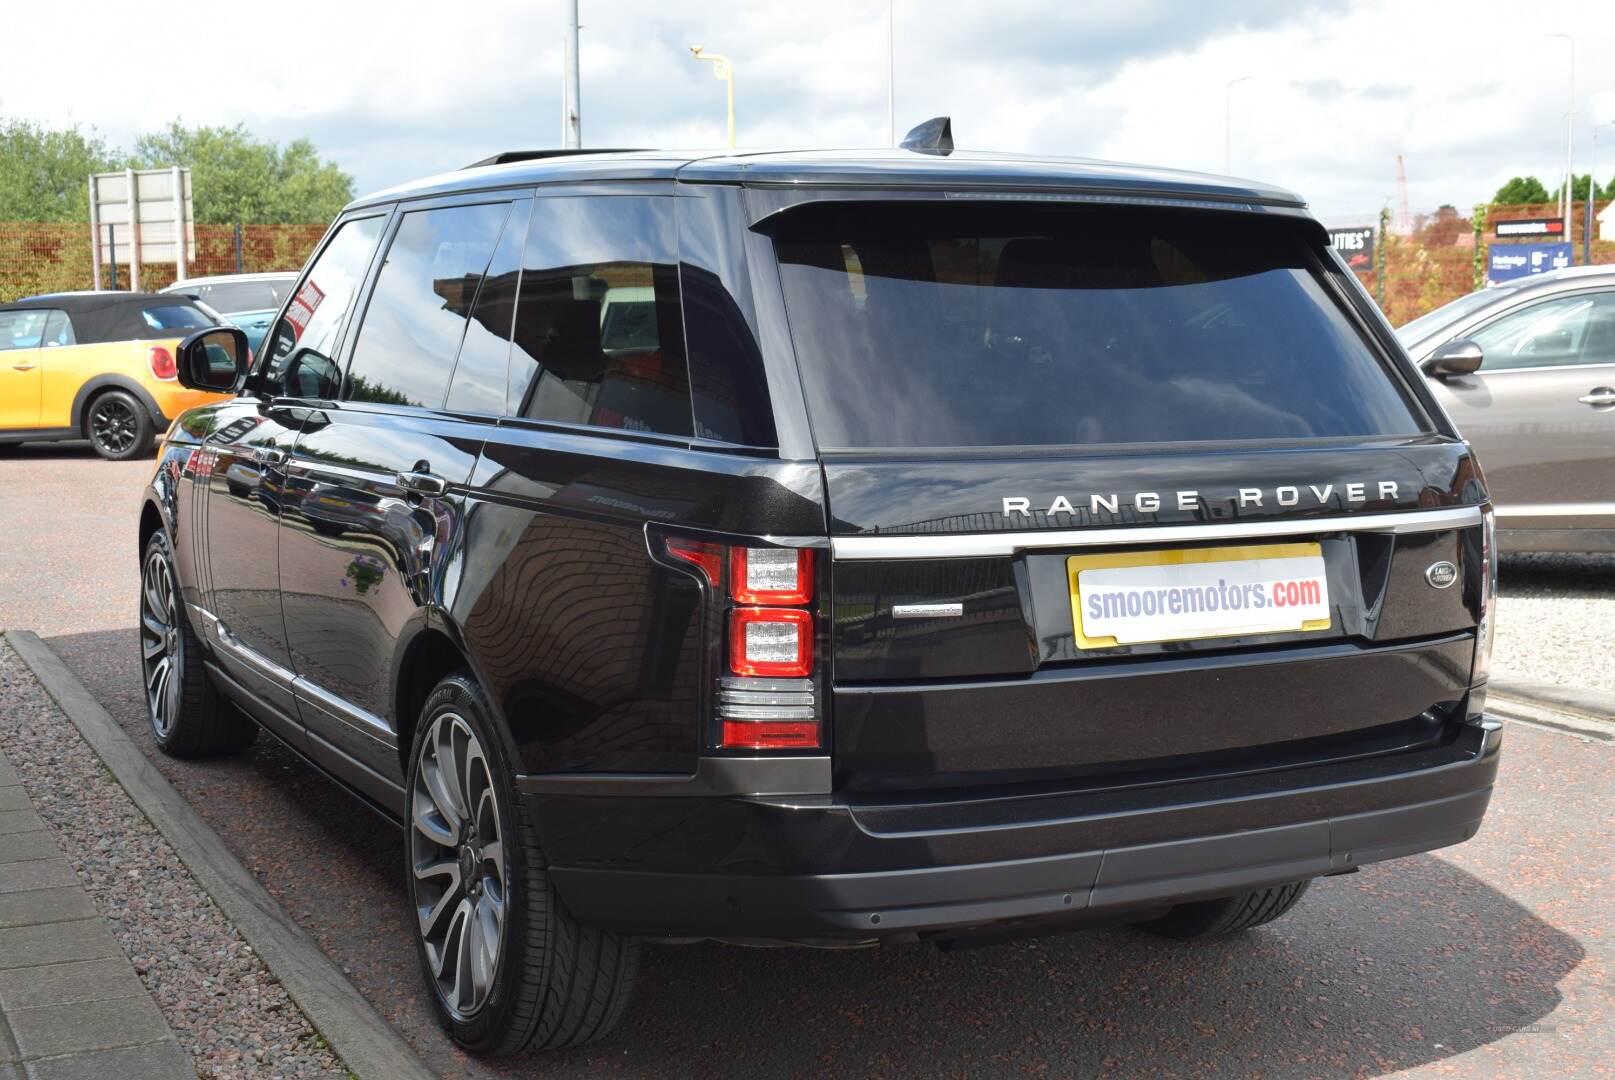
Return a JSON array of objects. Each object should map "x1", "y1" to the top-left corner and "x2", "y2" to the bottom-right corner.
[
  {"x1": 1225, "y1": 75, "x2": 1252, "y2": 175},
  {"x1": 690, "y1": 46, "x2": 735, "y2": 149},
  {"x1": 1592, "y1": 120, "x2": 1614, "y2": 264},
  {"x1": 1547, "y1": 33, "x2": 1574, "y2": 223}
]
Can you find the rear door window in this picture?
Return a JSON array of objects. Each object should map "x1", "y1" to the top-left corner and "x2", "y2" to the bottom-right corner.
[
  {"x1": 772, "y1": 202, "x2": 1429, "y2": 450},
  {"x1": 345, "y1": 201, "x2": 511, "y2": 408},
  {"x1": 507, "y1": 196, "x2": 693, "y2": 437}
]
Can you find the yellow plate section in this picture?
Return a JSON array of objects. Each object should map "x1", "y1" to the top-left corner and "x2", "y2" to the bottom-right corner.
[{"x1": 1068, "y1": 542, "x2": 1332, "y2": 650}]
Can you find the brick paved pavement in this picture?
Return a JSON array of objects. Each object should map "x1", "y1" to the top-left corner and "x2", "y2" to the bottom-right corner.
[{"x1": 0, "y1": 750, "x2": 193, "y2": 1080}]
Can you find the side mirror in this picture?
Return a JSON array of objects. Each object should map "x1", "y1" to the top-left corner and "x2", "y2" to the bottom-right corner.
[
  {"x1": 176, "y1": 327, "x2": 249, "y2": 392},
  {"x1": 1421, "y1": 339, "x2": 1484, "y2": 379}
]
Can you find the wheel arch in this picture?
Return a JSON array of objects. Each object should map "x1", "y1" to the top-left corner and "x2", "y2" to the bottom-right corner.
[
  {"x1": 139, "y1": 499, "x2": 166, "y2": 554},
  {"x1": 72, "y1": 375, "x2": 166, "y2": 435},
  {"x1": 393, "y1": 614, "x2": 513, "y2": 778}
]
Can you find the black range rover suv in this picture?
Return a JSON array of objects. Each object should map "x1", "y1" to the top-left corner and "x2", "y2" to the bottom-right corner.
[{"x1": 138, "y1": 142, "x2": 1501, "y2": 1055}]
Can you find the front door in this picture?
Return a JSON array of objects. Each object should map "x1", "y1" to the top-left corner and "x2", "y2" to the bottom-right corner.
[
  {"x1": 279, "y1": 198, "x2": 512, "y2": 811},
  {"x1": 1429, "y1": 288, "x2": 1615, "y2": 531},
  {"x1": 0, "y1": 309, "x2": 47, "y2": 430},
  {"x1": 201, "y1": 211, "x2": 391, "y2": 743}
]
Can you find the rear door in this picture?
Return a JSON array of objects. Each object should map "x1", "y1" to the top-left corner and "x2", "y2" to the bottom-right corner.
[
  {"x1": 280, "y1": 196, "x2": 516, "y2": 810},
  {"x1": 1426, "y1": 288, "x2": 1615, "y2": 530},
  {"x1": 767, "y1": 199, "x2": 1483, "y2": 793}
]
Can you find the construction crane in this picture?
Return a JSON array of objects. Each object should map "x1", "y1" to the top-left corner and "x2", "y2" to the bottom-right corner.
[{"x1": 1394, "y1": 154, "x2": 1412, "y2": 236}]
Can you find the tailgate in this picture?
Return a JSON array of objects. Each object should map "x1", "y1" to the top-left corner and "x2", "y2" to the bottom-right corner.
[{"x1": 826, "y1": 442, "x2": 1486, "y2": 792}]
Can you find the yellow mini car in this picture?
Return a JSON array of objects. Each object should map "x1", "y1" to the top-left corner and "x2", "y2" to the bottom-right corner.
[{"x1": 0, "y1": 292, "x2": 234, "y2": 459}]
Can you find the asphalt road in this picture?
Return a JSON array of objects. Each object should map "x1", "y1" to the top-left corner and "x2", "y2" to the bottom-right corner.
[{"x1": 2, "y1": 441, "x2": 1612, "y2": 1079}]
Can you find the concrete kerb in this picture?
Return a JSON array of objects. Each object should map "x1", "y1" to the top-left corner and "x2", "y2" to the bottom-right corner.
[{"x1": 4, "y1": 630, "x2": 434, "y2": 1080}]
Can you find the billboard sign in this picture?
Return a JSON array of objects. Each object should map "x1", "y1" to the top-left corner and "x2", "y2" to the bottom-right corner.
[
  {"x1": 1494, "y1": 217, "x2": 1566, "y2": 238},
  {"x1": 1326, "y1": 226, "x2": 1375, "y2": 272},
  {"x1": 88, "y1": 167, "x2": 194, "y2": 290},
  {"x1": 1488, "y1": 242, "x2": 1572, "y2": 284}
]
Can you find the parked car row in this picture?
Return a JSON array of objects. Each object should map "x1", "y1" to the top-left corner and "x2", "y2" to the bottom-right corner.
[{"x1": 0, "y1": 273, "x2": 299, "y2": 459}]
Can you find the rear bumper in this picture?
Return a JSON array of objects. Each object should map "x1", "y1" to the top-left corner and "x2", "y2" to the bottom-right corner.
[{"x1": 531, "y1": 717, "x2": 1501, "y2": 942}]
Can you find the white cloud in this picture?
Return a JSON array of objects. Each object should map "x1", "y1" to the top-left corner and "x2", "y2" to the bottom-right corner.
[{"x1": 3, "y1": 0, "x2": 1611, "y2": 221}]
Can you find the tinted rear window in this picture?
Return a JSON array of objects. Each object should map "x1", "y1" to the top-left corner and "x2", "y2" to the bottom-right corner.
[
  {"x1": 772, "y1": 203, "x2": 1427, "y2": 450},
  {"x1": 139, "y1": 303, "x2": 215, "y2": 331}
]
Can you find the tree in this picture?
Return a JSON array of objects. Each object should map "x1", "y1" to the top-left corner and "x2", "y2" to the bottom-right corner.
[
  {"x1": 0, "y1": 119, "x2": 123, "y2": 221},
  {"x1": 1552, "y1": 173, "x2": 1615, "y2": 203},
  {"x1": 129, "y1": 122, "x2": 354, "y2": 225},
  {"x1": 1492, "y1": 176, "x2": 1551, "y2": 204}
]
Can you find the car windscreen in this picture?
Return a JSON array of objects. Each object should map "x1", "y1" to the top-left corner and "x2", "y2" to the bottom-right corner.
[
  {"x1": 771, "y1": 202, "x2": 1429, "y2": 450},
  {"x1": 1396, "y1": 286, "x2": 1514, "y2": 345}
]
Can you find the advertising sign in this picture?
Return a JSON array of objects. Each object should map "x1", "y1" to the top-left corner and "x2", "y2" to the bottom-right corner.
[
  {"x1": 1494, "y1": 217, "x2": 1566, "y2": 238},
  {"x1": 88, "y1": 167, "x2": 194, "y2": 291},
  {"x1": 1326, "y1": 226, "x2": 1375, "y2": 272},
  {"x1": 1488, "y1": 242, "x2": 1572, "y2": 284}
]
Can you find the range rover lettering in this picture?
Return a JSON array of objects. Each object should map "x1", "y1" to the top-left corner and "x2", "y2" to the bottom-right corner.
[{"x1": 137, "y1": 128, "x2": 1502, "y2": 1056}]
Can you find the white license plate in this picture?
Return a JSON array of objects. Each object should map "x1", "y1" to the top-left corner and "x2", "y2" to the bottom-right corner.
[{"x1": 1069, "y1": 542, "x2": 1331, "y2": 649}]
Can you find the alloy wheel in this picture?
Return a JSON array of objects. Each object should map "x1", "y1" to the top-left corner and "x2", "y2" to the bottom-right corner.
[
  {"x1": 90, "y1": 398, "x2": 138, "y2": 455},
  {"x1": 411, "y1": 712, "x2": 508, "y2": 1019},
  {"x1": 139, "y1": 548, "x2": 181, "y2": 738}
]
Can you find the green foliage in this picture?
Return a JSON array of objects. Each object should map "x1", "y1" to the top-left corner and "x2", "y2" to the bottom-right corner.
[
  {"x1": 1551, "y1": 173, "x2": 1615, "y2": 202},
  {"x1": 1492, "y1": 176, "x2": 1552, "y2": 204},
  {"x1": 0, "y1": 119, "x2": 123, "y2": 221},
  {"x1": 129, "y1": 122, "x2": 354, "y2": 225}
]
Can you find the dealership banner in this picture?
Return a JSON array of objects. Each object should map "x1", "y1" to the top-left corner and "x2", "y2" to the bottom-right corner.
[
  {"x1": 1326, "y1": 226, "x2": 1375, "y2": 272},
  {"x1": 1494, "y1": 217, "x2": 1566, "y2": 239},
  {"x1": 1488, "y1": 242, "x2": 1572, "y2": 284}
]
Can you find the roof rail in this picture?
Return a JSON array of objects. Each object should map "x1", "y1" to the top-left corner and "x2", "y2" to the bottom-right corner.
[{"x1": 462, "y1": 148, "x2": 648, "y2": 169}]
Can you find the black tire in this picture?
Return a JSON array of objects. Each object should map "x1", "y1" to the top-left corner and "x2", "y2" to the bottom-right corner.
[
  {"x1": 85, "y1": 389, "x2": 154, "y2": 460},
  {"x1": 406, "y1": 673, "x2": 639, "y2": 1057},
  {"x1": 139, "y1": 531, "x2": 258, "y2": 756},
  {"x1": 1136, "y1": 879, "x2": 1312, "y2": 941}
]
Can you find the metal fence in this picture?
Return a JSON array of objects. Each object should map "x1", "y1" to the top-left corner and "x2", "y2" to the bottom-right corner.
[{"x1": 0, "y1": 222, "x2": 327, "y2": 300}]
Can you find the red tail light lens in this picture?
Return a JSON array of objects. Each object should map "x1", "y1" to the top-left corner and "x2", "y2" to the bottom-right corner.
[
  {"x1": 665, "y1": 537, "x2": 725, "y2": 588},
  {"x1": 729, "y1": 607, "x2": 813, "y2": 677},
  {"x1": 730, "y1": 547, "x2": 813, "y2": 605},
  {"x1": 720, "y1": 719, "x2": 819, "y2": 750},
  {"x1": 148, "y1": 346, "x2": 177, "y2": 381}
]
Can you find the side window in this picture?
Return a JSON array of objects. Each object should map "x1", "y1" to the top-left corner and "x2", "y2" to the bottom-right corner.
[
  {"x1": 1470, "y1": 292, "x2": 1615, "y2": 371},
  {"x1": 445, "y1": 201, "x2": 530, "y2": 414},
  {"x1": 0, "y1": 310, "x2": 50, "y2": 351},
  {"x1": 345, "y1": 202, "x2": 510, "y2": 408},
  {"x1": 508, "y1": 196, "x2": 693, "y2": 437},
  {"x1": 42, "y1": 310, "x2": 75, "y2": 347},
  {"x1": 262, "y1": 215, "x2": 386, "y2": 398}
]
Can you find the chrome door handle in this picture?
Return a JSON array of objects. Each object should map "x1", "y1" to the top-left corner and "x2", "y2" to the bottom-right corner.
[
  {"x1": 1577, "y1": 387, "x2": 1615, "y2": 407},
  {"x1": 252, "y1": 447, "x2": 288, "y2": 466},
  {"x1": 396, "y1": 470, "x2": 447, "y2": 496}
]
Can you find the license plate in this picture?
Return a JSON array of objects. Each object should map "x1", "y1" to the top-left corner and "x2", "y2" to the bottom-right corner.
[{"x1": 1069, "y1": 543, "x2": 1331, "y2": 650}]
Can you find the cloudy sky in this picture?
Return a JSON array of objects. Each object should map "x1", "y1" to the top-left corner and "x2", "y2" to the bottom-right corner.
[{"x1": 6, "y1": 0, "x2": 1613, "y2": 225}]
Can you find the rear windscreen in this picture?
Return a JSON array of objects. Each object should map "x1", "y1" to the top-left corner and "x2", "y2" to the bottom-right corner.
[{"x1": 771, "y1": 203, "x2": 1428, "y2": 450}]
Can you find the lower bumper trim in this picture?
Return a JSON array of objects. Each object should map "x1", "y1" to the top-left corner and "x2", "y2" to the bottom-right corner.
[{"x1": 550, "y1": 785, "x2": 1492, "y2": 940}]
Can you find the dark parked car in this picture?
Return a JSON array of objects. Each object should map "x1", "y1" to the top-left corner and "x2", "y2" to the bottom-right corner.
[
  {"x1": 1398, "y1": 265, "x2": 1615, "y2": 552},
  {"x1": 138, "y1": 138, "x2": 1502, "y2": 1056}
]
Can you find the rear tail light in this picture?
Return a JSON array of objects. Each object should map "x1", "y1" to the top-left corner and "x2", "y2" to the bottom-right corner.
[
  {"x1": 730, "y1": 547, "x2": 813, "y2": 605},
  {"x1": 664, "y1": 538, "x2": 822, "y2": 751},
  {"x1": 148, "y1": 346, "x2": 177, "y2": 381},
  {"x1": 729, "y1": 607, "x2": 813, "y2": 677}
]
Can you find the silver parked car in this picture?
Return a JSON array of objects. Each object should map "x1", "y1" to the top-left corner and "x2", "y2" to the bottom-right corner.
[{"x1": 1398, "y1": 265, "x2": 1615, "y2": 552}]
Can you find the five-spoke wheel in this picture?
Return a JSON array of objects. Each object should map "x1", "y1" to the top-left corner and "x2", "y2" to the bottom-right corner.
[{"x1": 411, "y1": 711, "x2": 508, "y2": 1019}]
